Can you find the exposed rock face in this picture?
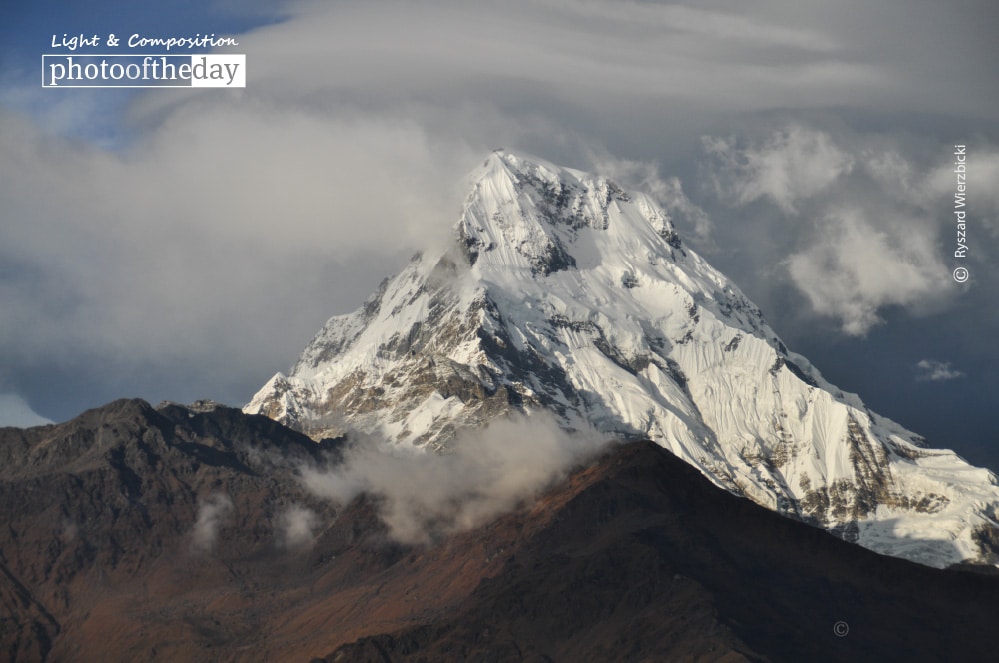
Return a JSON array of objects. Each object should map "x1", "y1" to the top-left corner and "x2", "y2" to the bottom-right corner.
[{"x1": 246, "y1": 151, "x2": 999, "y2": 569}]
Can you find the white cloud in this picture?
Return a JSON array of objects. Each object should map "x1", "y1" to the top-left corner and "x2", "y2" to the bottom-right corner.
[
  {"x1": 859, "y1": 148, "x2": 916, "y2": 197},
  {"x1": 699, "y1": 125, "x2": 999, "y2": 336},
  {"x1": 275, "y1": 504, "x2": 319, "y2": 550},
  {"x1": 0, "y1": 105, "x2": 479, "y2": 395},
  {"x1": 190, "y1": 493, "x2": 233, "y2": 553},
  {"x1": 703, "y1": 125, "x2": 855, "y2": 214},
  {"x1": 916, "y1": 359, "x2": 964, "y2": 382},
  {"x1": 0, "y1": 393, "x2": 53, "y2": 428},
  {"x1": 3, "y1": 0, "x2": 998, "y2": 421},
  {"x1": 300, "y1": 414, "x2": 608, "y2": 544},
  {"x1": 786, "y1": 209, "x2": 951, "y2": 336}
]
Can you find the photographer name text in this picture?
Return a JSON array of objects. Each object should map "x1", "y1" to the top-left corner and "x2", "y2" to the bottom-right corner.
[{"x1": 952, "y1": 145, "x2": 969, "y2": 283}]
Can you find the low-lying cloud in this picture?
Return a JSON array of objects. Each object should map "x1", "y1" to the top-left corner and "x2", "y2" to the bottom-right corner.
[
  {"x1": 275, "y1": 504, "x2": 319, "y2": 550},
  {"x1": 300, "y1": 414, "x2": 609, "y2": 545},
  {"x1": 190, "y1": 493, "x2": 234, "y2": 553}
]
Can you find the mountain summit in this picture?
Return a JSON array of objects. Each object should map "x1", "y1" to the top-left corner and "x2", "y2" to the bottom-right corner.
[{"x1": 246, "y1": 151, "x2": 999, "y2": 569}]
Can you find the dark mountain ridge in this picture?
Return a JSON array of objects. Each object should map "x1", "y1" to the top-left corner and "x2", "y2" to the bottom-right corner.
[{"x1": 2, "y1": 400, "x2": 998, "y2": 661}]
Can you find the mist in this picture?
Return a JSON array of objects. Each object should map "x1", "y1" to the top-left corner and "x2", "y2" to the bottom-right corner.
[
  {"x1": 275, "y1": 504, "x2": 320, "y2": 550},
  {"x1": 190, "y1": 493, "x2": 234, "y2": 553},
  {"x1": 300, "y1": 414, "x2": 611, "y2": 545}
]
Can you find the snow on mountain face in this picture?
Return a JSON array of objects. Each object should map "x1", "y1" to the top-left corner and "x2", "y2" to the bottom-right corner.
[{"x1": 246, "y1": 151, "x2": 999, "y2": 569}]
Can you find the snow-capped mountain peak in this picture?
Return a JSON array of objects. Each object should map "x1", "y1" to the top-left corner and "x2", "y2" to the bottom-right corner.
[{"x1": 246, "y1": 151, "x2": 999, "y2": 569}]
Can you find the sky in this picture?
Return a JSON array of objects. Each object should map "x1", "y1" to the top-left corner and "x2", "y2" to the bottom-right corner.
[{"x1": 1, "y1": 0, "x2": 998, "y2": 468}]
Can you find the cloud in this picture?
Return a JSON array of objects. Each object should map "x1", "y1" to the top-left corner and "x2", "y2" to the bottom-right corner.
[
  {"x1": 786, "y1": 209, "x2": 951, "y2": 335},
  {"x1": 702, "y1": 125, "x2": 855, "y2": 214},
  {"x1": 190, "y1": 493, "x2": 233, "y2": 553},
  {"x1": 60, "y1": 520, "x2": 79, "y2": 544},
  {"x1": 0, "y1": 393, "x2": 53, "y2": 428},
  {"x1": 916, "y1": 360, "x2": 964, "y2": 382},
  {"x1": 275, "y1": 504, "x2": 319, "y2": 550},
  {"x1": 925, "y1": 148, "x2": 999, "y2": 235},
  {"x1": 300, "y1": 414, "x2": 609, "y2": 544},
  {"x1": 698, "y1": 124, "x2": 999, "y2": 336},
  {"x1": 0, "y1": 105, "x2": 479, "y2": 409},
  {"x1": 200, "y1": 0, "x2": 879, "y2": 117},
  {"x1": 3, "y1": 0, "x2": 998, "y2": 428}
]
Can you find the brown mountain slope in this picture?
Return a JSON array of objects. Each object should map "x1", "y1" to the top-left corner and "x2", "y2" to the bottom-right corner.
[
  {"x1": 322, "y1": 440, "x2": 999, "y2": 662},
  {"x1": 1, "y1": 401, "x2": 998, "y2": 662}
]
